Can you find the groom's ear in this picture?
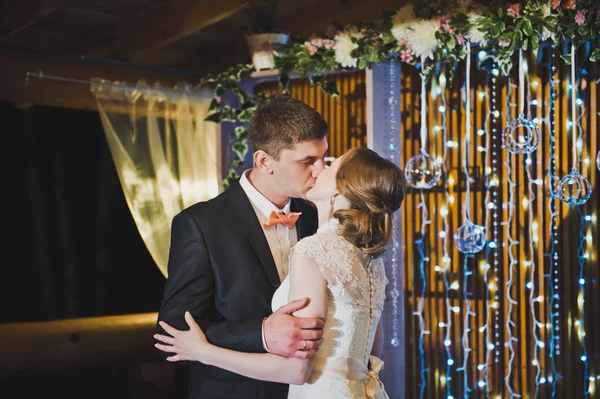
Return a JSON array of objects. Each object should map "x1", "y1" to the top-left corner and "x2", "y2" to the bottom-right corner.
[{"x1": 254, "y1": 150, "x2": 274, "y2": 174}]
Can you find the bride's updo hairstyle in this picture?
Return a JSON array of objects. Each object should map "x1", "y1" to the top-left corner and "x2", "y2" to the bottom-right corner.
[{"x1": 333, "y1": 147, "x2": 407, "y2": 258}]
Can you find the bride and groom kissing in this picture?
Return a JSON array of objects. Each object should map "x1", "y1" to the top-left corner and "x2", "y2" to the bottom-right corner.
[{"x1": 155, "y1": 95, "x2": 407, "y2": 399}]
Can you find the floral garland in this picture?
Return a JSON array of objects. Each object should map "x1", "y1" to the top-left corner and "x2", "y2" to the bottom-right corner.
[{"x1": 204, "y1": 0, "x2": 600, "y2": 188}]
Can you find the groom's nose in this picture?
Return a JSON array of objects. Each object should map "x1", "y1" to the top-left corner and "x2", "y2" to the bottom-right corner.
[{"x1": 311, "y1": 159, "x2": 325, "y2": 177}]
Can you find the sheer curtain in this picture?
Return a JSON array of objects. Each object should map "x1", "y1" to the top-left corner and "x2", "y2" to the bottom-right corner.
[{"x1": 91, "y1": 79, "x2": 221, "y2": 277}]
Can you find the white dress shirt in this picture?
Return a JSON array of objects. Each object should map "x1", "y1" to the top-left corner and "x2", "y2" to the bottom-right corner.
[
  {"x1": 239, "y1": 170, "x2": 299, "y2": 352},
  {"x1": 239, "y1": 169, "x2": 298, "y2": 283}
]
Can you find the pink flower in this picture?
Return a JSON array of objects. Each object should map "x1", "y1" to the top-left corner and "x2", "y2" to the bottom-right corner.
[
  {"x1": 499, "y1": 39, "x2": 511, "y2": 47},
  {"x1": 562, "y1": 0, "x2": 576, "y2": 9},
  {"x1": 397, "y1": 37, "x2": 407, "y2": 46},
  {"x1": 401, "y1": 49, "x2": 414, "y2": 62},
  {"x1": 323, "y1": 39, "x2": 335, "y2": 49},
  {"x1": 551, "y1": 0, "x2": 561, "y2": 9},
  {"x1": 507, "y1": 3, "x2": 520, "y2": 17},
  {"x1": 435, "y1": 16, "x2": 450, "y2": 29},
  {"x1": 435, "y1": 16, "x2": 454, "y2": 33},
  {"x1": 456, "y1": 34, "x2": 466, "y2": 45},
  {"x1": 310, "y1": 37, "x2": 324, "y2": 48},
  {"x1": 306, "y1": 43, "x2": 317, "y2": 56},
  {"x1": 575, "y1": 9, "x2": 586, "y2": 24}
]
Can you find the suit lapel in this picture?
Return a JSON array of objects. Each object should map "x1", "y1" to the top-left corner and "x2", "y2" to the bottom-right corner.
[{"x1": 227, "y1": 182, "x2": 281, "y2": 289}]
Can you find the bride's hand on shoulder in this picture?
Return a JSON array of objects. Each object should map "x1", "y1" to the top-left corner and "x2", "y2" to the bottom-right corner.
[{"x1": 154, "y1": 311, "x2": 212, "y2": 363}]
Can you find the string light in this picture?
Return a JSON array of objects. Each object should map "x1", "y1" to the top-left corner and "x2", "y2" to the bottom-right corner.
[
  {"x1": 546, "y1": 43, "x2": 564, "y2": 398},
  {"x1": 479, "y1": 49, "x2": 495, "y2": 397},
  {"x1": 409, "y1": 57, "x2": 432, "y2": 399},
  {"x1": 524, "y1": 60, "x2": 543, "y2": 398},
  {"x1": 488, "y1": 51, "x2": 502, "y2": 383},
  {"x1": 503, "y1": 70, "x2": 521, "y2": 399},
  {"x1": 414, "y1": 189, "x2": 430, "y2": 399},
  {"x1": 455, "y1": 45, "x2": 476, "y2": 398},
  {"x1": 386, "y1": 60, "x2": 402, "y2": 350},
  {"x1": 577, "y1": 207, "x2": 590, "y2": 395},
  {"x1": 435, "y1": 66, "x2": 455, "y2": 398},
  {"x1": 557, "y1": 45, "x2": 592, "y2": 205}
]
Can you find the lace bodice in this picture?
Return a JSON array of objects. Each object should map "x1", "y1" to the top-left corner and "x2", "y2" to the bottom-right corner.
[{"x1": 271, "y1": 218, "x2": 389, "y2": 398}]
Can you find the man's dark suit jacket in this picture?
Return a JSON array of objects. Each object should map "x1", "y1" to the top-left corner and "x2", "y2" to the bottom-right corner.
[{"x1": 157, "y1": 180, "x2": 318, "y2": 399}]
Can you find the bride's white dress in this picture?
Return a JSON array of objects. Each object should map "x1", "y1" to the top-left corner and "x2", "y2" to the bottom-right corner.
[{"x1": 271, "y1": 218, "x2": 390, "y2": 399}]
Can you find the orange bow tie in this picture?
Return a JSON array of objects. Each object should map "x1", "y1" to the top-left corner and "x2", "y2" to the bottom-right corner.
[{"x1": 263, "y1": 211, "x2": 302, "y2": 229}]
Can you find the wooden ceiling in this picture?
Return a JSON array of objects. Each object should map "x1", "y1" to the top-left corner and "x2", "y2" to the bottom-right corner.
[{"x1": 0, "y1": 0, "x2": 402, "y2": 111}]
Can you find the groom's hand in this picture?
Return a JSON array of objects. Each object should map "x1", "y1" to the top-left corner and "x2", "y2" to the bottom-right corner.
[{"x1": 264, "y1": 298, "x2": 324, "y2": 359}]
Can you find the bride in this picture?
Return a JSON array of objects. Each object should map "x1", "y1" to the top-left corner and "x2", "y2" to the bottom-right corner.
[{"x1": 155, "y1": 147, "x2": 406, "y2": 398}]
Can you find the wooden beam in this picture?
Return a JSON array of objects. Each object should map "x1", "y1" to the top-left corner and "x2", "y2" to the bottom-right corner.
[
  {"x1": 85, "y1": 0, "x2": 248, "y2": 60},
  {"x1": 0, "y1": 312, "x2": 161, "y2": 377},
  {"x1": 0, "y1": 0, "x2": 70, "y2": 37},
  {"x1": 290, "y1": 0, "x2": 403, "y2": 37},
  {"x1": 187, "y1": 0, "x2": 405, "y2": 74},
  {"x1": 0, "y1": 45, "x2": 205, "y2": 114}
]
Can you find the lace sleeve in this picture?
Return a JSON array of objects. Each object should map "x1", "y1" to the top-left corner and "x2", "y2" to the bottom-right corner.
[{"x1": 291, "y1": 234, "x2": 353, "y2": 292}]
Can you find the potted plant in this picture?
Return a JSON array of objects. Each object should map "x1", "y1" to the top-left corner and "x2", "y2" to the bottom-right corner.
[{"x1": 244, "y1": 0, "x2": 289, "y2": 70}]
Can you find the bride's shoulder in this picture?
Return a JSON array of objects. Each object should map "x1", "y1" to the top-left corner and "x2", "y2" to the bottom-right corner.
[{"x1": 294, "y1": 218, "x2": 348, "y2": 254}]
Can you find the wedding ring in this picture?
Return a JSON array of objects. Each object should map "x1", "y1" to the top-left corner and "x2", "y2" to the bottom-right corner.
[{"x1": 303, "y1": 340, "x2": 307, "y2": 350}]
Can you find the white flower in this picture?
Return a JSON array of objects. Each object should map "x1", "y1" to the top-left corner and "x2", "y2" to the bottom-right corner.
[
  {"x1": 466, "y1": 13, "x2": 487, "y2": 46},
  {"x1": 391, "y1": 5, "x2": 437, "y2": 60},
  {"x1": 334, "y1": 32, "x2": 359, "y2": 68},
  {"x1": 406, "y1": 19, "x2": 438, "y2": 59},
  {"x1": 391, "y1": 5, "x2": 418, "y2": 41},
  {"x1": 540, "y1": 4, "x2": 555, "y2": 41},
  {"x1": 541, "y1": 3, "x2": 551, "y2": 17}
]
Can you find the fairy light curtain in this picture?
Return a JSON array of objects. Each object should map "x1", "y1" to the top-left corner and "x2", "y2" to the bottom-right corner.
[
  {"x1": 400, "y1": 43, "x2": 599, "y2": 399},
  {"x1": 250, "y1": 43, "x2": 598, "y2": 397}
]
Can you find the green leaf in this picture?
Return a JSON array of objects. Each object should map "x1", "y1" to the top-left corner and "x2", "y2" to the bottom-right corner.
[
  {"x1": 560, "y1": 54, "x2": 572, "y2": 65},
  {"x1": 447, "y1": 35, "x2": 456, "y2": 50},
  {"x1": 522, "y1": 19, "x2": 533, "y2": 36},
  {"x1": 220, "y1": 106, "x2": 238, "y2": 122},
  {"x1": 237, "y1": 109, "x2": 254, "y2": 122},
  {"x1": 209, "y1": 98, "x2": 220, "y2": 111},
  {"x1": 590, "y1": 48, "x2": 600, "y2": 62},
  {"x1": 279, "y1": 73, "x2": 290, "y2": 90},
  {"x1": 234, "y1": 126, "x2": 247, "y2": 140},
  {"x1": 531, "y1": 35, "x2": 539, "y2": 50},
  {"x1": 215, "y1": 84, "x2": 225, "y2": 97},
  {"x1": 232, "y1": 141, "x2": 249, "y2": 161},
  {"x1": 309, "y1": 74, "x2": 325, "y2": 85},
  {"x1": 204, "y1": 112, "x2": 222, "y2": 123},
  {"x1": 320, "y1": 81, "x2": 339, "y2": 97}
]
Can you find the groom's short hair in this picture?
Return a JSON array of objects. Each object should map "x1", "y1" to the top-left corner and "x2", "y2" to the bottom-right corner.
[{"x1": 248, "y1": 95, "x2": 328, "y2": 160}]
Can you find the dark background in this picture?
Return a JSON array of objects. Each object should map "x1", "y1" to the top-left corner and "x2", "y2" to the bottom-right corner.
[{"x1": 1, "y1": 100, "x2": 167, "y2": 398}]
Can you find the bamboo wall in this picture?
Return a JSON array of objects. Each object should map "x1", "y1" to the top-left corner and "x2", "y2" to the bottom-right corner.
[{"x1": 255, "y1": 71, "x2": 367, "y2": 158}]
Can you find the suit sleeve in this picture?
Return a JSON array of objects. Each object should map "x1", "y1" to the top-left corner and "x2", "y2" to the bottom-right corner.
[{"x1": 156, "y1": 211, "x2": 265, "y2": 360}]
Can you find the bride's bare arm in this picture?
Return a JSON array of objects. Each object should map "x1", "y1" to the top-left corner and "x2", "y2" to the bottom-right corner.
[
  {"x1": 155, "y1": 252, "x2": 327, "y2": 385},
  {"x1": 371, "y1": 321, "x2": 383, "y2": 358}
]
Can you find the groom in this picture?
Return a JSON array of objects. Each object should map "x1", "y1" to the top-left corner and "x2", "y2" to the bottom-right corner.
[{"x1": 157, "y1": 95, "x2": 330, "y2": 399}]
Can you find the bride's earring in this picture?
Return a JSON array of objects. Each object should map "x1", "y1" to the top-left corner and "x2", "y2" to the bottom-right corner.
[{"x1": 329, "y1": 193, "x2": 338, "y2": 219}]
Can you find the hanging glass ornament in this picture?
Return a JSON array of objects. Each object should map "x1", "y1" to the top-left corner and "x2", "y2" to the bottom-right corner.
[
  {"x1": 454, "y1": 221, "x2": 486, "y2": 254},
  {"x1": 404, "y1": 152, "x2": 442, "y2": 189},
  {"x1": 502, "y1": 114, "x2": 540, "y2": 154},
  {"x1": 557, "y1": 167, "x2": 592, "y2": 205},
  {"x1": 596, "y1": 150, "x2": 600, "y2": 171}
]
